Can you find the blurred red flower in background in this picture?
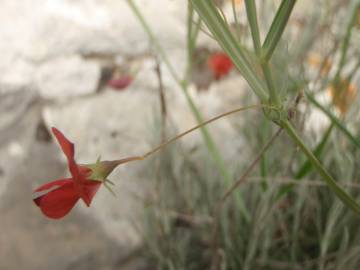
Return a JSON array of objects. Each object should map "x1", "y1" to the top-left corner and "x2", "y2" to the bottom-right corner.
[
  {"x1": 107, "y1": 75, "x2": 133, "y2": 90},
  {"x1": 208, "y1": 52, "x2": 233, "y2": 80},
  {"x1": 33, "y1": 128, "x2": 101, "y2": 219}
]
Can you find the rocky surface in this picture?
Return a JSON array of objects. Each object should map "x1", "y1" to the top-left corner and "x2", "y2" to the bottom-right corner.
[{"x1": 36, "y1": 55, "x2": 101, "y2": 99}]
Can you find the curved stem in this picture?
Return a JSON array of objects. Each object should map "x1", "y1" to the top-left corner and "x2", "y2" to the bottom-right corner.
[
  {"x1": 115, "y1": 104, "x2": 266, "y2": 165},
  {"x1": 142, "y1": 104, "x2": 264, "y2": 158}
]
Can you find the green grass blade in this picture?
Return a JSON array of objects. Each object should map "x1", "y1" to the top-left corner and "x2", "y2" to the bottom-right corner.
[
  {"x1": 260, "y1": 118, "x2": 270, "y2": 190},
  {"x1": 276, "y1": 123, "x2": 334, "y2": 199},
  {"x1": 262, "y1": 0, "x2": 296, "y2": 61},
  {"x1": 244, "y1": 0, "x2": 261, "y2": 54},
  {"x1": 306, "y1": 92, "x2": 360, "y2": 148},
  {"x1": 294, "y1": 123, "x2": 334, "y2": 179},
  {"x1": 244, "y1": 0, "x2": 281, "y2": 106}
]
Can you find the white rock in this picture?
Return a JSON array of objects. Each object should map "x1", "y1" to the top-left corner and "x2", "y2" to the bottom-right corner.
[
  {"x1": 0, "y1": 0, "x2": 188, "y2": 91},
  {"x1": 0, "y1": 92, "x2": 40, "y2": 198},
  {"x1": 301, "y1": 91, "x2": 331, "y2": 144},
  {"x1": 0, "y1": 57, "x2": 35, "y2": 88},
  {"x1": 12, "y1": 0, "x2": 187, "y2": 61},
  {"x1": 8, "y1": 142, "x2": 25, "y2": 158},
  {"x1": 35, "y1": 55, "x2": 101, "y2": 99}
]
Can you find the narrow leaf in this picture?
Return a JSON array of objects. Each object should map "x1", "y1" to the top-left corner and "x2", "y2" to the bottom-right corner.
[{"x1": 262, "y1": 0, "x2": 296, "y2": 61}]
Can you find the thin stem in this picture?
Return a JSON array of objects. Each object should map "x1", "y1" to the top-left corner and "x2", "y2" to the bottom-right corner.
[
  {"x1": 142, "y1": 104, "x2": 264, "y2": 159},
  {"x1": 245, "y1": 0, "x2": 281, "y2": 106},
  {"x1": 155, "y1": 60, "x2": 167, "y2": 142},
  {"x1": 262, "y1": 62, "x2": 281, "y2": 106},
  {"x1": 346, "y1": 54, "x2": 360, "y2": 82},
  {"x1": 221, "y1": 127, "x2": 283, "y2": 203},
  {"x1": 334, "y1": 0, "x2": 360, "y2": 82},
  {"x1": 115, "y1": 105, "x2": 267, "y2": 224},
  {"x1": 211, "y1": 127, "x2": 283, "y2": 265},
  {"x1": 231, "y1": 0, "x2": 242, "y2": 41},
  {"x1": 112, "y1": 156, "x2": 145, "y2": 164},
  {"x1": 235, "y1": 176, "x2": 360, "y2": 189},
  {"x1": 184, "y1": 4, "x2": 202, "y2": 85},
  {"x1": 294, "y1": 123, "x2": 334, "y2": 180},
  {"x1": 245, "y1": 0, "x2": 262, "y2": 54},
  {"x1": 260, "y1": 118, "x2": 270, "y2": 190},
  {"x1": 185, "y1": 2, "x2": 195, "y2": 84},
  {"x1": 276, "y1": 123, "x2": 334, "y2": 200},
  {"x1": 126, "y1": 0, "x2": 181, "y2": 84},
  {"x1": 192, "y1": 20, "x2": 215, "y2": 40},
  {"x1": 283, "y1": 120, "x2": 360, "y2": 214}
]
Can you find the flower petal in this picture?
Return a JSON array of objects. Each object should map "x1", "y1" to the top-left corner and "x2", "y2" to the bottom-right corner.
[
  {"x1": 78, "y1": 165, "x2": 92, "y2": 178},
  {"x1": 33, "y1": 181, "x2": 80, "y2": 219},
  {"x1": 51, "y1": 127, "x2": 81, "y2": 183},
  {"x1": 34, "y1": 178, "x2": 72, "y2": 192},
  {"x1": 50, "y1": 128, "x2": 98, "y2": 205},
  {"x1": 51, "y1": 127, "x2": 75, "y2": 162},
  {"x1": 79, "y1": 180, "x2": 102, "y2": 206}
]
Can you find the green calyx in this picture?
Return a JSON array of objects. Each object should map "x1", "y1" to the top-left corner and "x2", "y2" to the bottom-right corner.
[
  {"x1": 86, "y1": 157, "x2": 115, "y2": 182},
  {"x1": 83, "y1": 155, "x2": 143, "y2": 196},
  {"x1": 84, "y1": 157, "x2": 121, "y2": 195}
]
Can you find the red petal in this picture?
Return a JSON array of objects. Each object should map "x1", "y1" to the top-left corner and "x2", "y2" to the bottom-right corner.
[
  {"x1": 33, "y1": 181, "x2": 80, "y2": 219},
  {"x1": 34, "y1": 178, "x2": 72, "y2": 192},
  {"x1": 51, "y1": 127, "x2": 81, "y2": 183},
  {"x1": 51, "y1": 127, "x2": 75, "y2": 162},
  {"x1": 78, "y1": 165, "x2": 92, "y2": 178},
  {"x1": 78, "y1": 180, "x2": 102, "y2": 206},
  {"x1": 50, "y1": 128, "x2": 97, "y2": 206}
]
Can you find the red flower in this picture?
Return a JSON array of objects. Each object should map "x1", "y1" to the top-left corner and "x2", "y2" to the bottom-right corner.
[
  {"x1": 107, "y1": 75, "x2": 133, "y2": 90},
  {"x1": 208, "y1": 52, "x2": 233, "y2": 80},
  {"x1": 33, "y1": 128, "x2": 101, "y2": 219}
]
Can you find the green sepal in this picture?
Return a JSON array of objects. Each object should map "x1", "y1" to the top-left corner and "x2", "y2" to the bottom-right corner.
[
  {"x1": 104, "y1": 180, "x2": 117, "y2": 197},
  {"x1": 86, "y1": 157, "x2": 108, "y2": 182}
]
